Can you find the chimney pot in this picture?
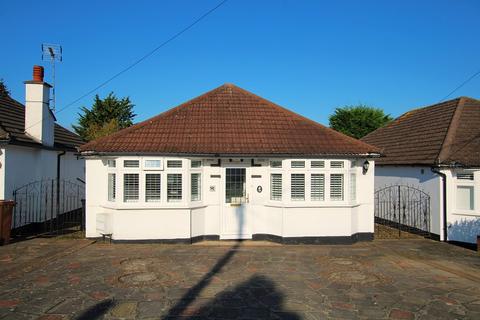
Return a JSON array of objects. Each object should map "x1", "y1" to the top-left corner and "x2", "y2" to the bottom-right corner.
[{"x1": 33, "y1": 65, "x2": 44, "y2": 82}]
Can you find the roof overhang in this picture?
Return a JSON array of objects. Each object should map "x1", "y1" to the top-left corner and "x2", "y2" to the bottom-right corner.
[{"x1": 80, "y1": 151, "x2": 382, "y2": 159}]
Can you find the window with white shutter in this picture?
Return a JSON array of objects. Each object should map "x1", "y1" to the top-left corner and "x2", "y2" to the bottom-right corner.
[
  {"x1": 330, "y1": 174, "x2": 344, "y2": 201},
  {"x1": 107, "y1": 160, "x2": 116, "y2": 168},
  {"x1": 330, "y1": 161, "x2": 344, "y2": 168},
  {"x1": 123, "y1": 173, "x2": 139, "y2": 202},
  {"x1": 145, "y1": 174, "x2": 161, "y2": 202},
  {"x1": 270, "y1": 174, "x2": 282, "y2": 201},
  {"x1": 350, "y1": 173, "x2": 356, "y2": 202},
  {"x1": 191, "y1": 160, "x2": 202, "y2": 168},
  {"x1": 167, "y1": 160, "x2": 182, "y2": 168},
  {"x1": 291, "y1": 174, "x2": 305, "y2": 200},
  {"x1": 270, "y1": 160, "x2": 282, "y2": 168},
  {"x1": 167, "y1": 174, "x2": 182, "y2": 201},
  {"x1": 311, "y1": 161, "x2": 325, "y2": 168},
  {"x1": 124, "y1": 160, "x2": 139, "y2": 168},
  {"x1": 191, "y1": 173, "x2": 201, "y2": 201},
  {"x1": 108, "y1": 173, "x2": 116, "y2": 201},
  {"x1": 311, "y1": 174, "x2": 325, "y2": 201},
  {"x1": 291, "y1": 161, "x2": 305, "y2": 168}
]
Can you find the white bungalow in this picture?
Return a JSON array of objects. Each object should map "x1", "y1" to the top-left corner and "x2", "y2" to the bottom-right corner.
[
  {"x1": 363, "y1": 97, "x2": 480, "y2": 248},
  {"x1": 80, "y1": 84, "x2": 380, "y2": 243}
]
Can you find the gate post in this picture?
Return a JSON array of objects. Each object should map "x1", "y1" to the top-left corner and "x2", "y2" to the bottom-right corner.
[
  {"x1": 398, "y1": 185, "x2": 401, "y2": 238},
  {"x1": 81, "y1": 199, "x2": 86, "y2": 232}
]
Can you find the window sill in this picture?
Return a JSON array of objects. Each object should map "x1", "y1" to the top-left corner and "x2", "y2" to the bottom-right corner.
[
  {"x1": 264, "y1": 202, "x2": 361, "y2": 209},
  {"x1": 452, "y1": 210, "x2": 479, "y2": 217}
]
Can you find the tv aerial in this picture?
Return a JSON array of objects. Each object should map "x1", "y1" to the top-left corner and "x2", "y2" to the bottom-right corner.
[{"x1": 41, "y1": 43, "x2": 62, "y2": 112}]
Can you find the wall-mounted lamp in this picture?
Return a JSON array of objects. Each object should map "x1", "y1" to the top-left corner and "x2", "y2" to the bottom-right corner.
[{"x1": 362, "y1": 160, "x2": 370, "y2": 175}]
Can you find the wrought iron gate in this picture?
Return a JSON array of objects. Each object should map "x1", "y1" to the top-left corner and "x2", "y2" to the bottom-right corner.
[
  {"x1": 12, "y1": 179, "x2": 85, "y2": 237},
  {"x1": 374, "y1": 185, "x2": 431, "y2": 238}
]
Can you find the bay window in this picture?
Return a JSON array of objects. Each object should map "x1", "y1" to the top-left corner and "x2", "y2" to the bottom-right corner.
[
  {"x1": 330, "y1": 174, "x2": 344, "y2": 201},
  {"x1": 291, "y1": 174, "x2": 305, "y2": 200},
  {"x1": 124, "y1": 173, "x2": 139, "y2": 202},
  {"x1": 270, "y1": 174, "x2": 282, "y2": 201},
  {"x1": 191, "y1": 173, "x2": 201, "y2": 201},
  {"x1": 167, "y1": 174, "x2": 182, "y2": 201},
  {"x1": 145, "y1": 174, "x2": 161, "y2": 202}
]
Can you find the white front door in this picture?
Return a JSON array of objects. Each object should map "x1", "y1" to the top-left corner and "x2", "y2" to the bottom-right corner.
[{"x1": 220, "y1": 166, "x2": 252, "y2": 239}]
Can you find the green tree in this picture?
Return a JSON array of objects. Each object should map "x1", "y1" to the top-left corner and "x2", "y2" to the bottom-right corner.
[
  {"x1": 0, "y1": 79, "x2": 10, "y2": 97},
  {"x1": 73, "y1": 92, "x2": 135, "y2": 141},
  {"x1": 329, "y1": 105, "x2": 393, "y2": 139}
]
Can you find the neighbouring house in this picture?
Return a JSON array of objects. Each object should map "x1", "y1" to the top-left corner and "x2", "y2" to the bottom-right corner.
[
  {"x1": 362, "y1": 97, "x2": 480, "y2": 247},
  {"x1": 0, "y1": 66, "x2": 85, "y2": 230},
  {"x1": 80, "y1": 84, "x2": 380, "y2": 243}
]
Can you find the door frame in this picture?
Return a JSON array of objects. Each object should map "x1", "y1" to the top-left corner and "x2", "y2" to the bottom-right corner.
[{"x1": 220, "y1": 162, "x2": 252, "y2": 239}]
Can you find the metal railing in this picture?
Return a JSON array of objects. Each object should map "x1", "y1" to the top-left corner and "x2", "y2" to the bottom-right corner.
[
  {"x1": 12, "y1": 178, "x2": 85, "y2": 236},
  {"x1": 374, "y1": 185, "x2": 431, "y2": 238}
]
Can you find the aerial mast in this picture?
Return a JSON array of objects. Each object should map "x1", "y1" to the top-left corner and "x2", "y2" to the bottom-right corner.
[{"x1": 41, "y1": 43, "x2": 62, "y2": 112}]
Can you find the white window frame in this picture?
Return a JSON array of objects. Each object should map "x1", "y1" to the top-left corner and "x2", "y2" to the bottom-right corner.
[
  {"x1": 191, "y1": 173, "x2": 202, "y2": 201},
  {"x1": 145, "y1": 173, "x2": 161, "y2": 202},
  {"x1": 270, "y1": 173, "x2": 282, "y2": 201},
  {"x1": 123, "y1": 173, "x2": 139, "y2": 202},
  {"x1": 454, "y1": 171, "x2": 476, "y2": 213}
]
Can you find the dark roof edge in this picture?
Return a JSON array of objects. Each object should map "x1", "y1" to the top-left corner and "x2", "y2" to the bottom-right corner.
[
  {"x1": 3, "y1": 138, "x2": 78, "y2": 152},
  {"x1": 80, "y1": 151, "x2": 381, "y2": 158}
]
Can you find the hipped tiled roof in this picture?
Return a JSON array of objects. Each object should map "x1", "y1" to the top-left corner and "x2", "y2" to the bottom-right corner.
[
  {"x1": 362, "y1": 97, "x2": 480, "y2": 167},
  {"x1": 80, "y1": 84, "x2": 379, "y2": 156},
  {"x1": 0, "y1": 95, "x2": 84, "y2": 151}
]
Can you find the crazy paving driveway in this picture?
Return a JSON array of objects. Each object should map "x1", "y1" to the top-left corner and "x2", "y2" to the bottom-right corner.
[{"x1": 0, "y1": 238, "x2": 479, "y2": 319}]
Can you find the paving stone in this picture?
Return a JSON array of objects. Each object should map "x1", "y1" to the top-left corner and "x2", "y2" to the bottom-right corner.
[
  {"x1": 110, "y1": 301, "x2": 137, "y2": 319},
  {"x1": 0, "y1": 238, "x2": 479, "y2": 319}
]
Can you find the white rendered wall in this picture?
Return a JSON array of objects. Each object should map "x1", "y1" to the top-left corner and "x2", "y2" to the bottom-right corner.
[
  {"x1": 85, "y1": 156, "x2": 375, "y2": 241},
  {"x1": 1, "y1": 145, "x2": 85, "y2": 200},
  {"x1": 375, "y1": 166, "x2": 443, "y2": 239},
  {"x1": 444, "y1": 169, "x2": 480, "y2": 244}
]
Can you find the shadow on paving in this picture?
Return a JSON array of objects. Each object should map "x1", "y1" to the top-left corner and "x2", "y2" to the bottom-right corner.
[
  {"x1": 75, "y1": 299, "x2": 116, "y2": 320},
  {"x1": 174, "y1": 274, "x2": 301, "y2": 319},
  {"x1": 77, "y1": 201, "x2": 298, "y2": 319}
]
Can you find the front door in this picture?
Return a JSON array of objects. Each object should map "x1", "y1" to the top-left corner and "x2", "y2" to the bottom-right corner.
[{"x1": 221, "y1": 167, "x2": 252, "y2": 239}]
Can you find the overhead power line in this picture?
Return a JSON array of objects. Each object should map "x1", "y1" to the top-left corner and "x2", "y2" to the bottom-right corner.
[
  {"x1": 25, "y1": 0, "x2": 228, "y2": 131},
  {"x1": 440, "y1": 68, "x2": 480, "y2": 102}
]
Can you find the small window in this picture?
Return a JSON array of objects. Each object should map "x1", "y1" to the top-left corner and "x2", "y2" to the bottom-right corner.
[
  {"x1": 270, "y1": 160, "x2": 282, "y2": 168},
  {"x1": 311, "y1": 160, "x2": 325, "y2": 168},
  {"x1": 291, "y1": 161, "x2": 305, "y2": 168},
  {"x1": 330, "y1": 174, "x2": 344, "y2": 201},
  {"x1": 106, "y1": 160, "x2": 116, "y2": 168},
  {"x1": 457, "y1": 186, "x2": 474, "y2": 210},
  {"x1": 330, "y1": 161, "x2": 344, "y2": 168},
  {"x1": 145, "y1": 160, "x2": 161, "y2": 169},
  {"x1": 167, "y1": 174, "x2": 182, "y2": 201},
  {"x1": 291, "y1": 174, "x2": 305, "y2": 200},
  {"x1": 270, "y1": 174, "x2": 282, "y2": 201},
  {"x1": 311, "y1": 174, "x2": 325, "y2": 201},
  {"x1": 123, "y1": 173, "x2": 139, "y2": 202},
  {"x1": 191, "y1": 160, "x2": 202, "y2": 168},
  {"x1": 457, "y1": 173, "x2": 474, "y2": 180},
  {"x1": 350, "y1": 173, "x2": 356, "y2": 202},
  {"x1": 167, "y1": 160, "x2": 182, "y2": 168},
  {"x1": 124, "y1": 160, "x2": 139, "y2": 168},
  {"x1": 191, "y1": 173, "x2": 201, "y2": 201},
  {"x1": 108, "y1": 173, "x2": 116, "y2": 201},
  {"x1": 145, "y1": 174, "x2": 161, "y2": 202}
]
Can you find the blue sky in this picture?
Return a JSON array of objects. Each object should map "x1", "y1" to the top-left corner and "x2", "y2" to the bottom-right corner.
[{"x1": 1, "y1": 0, "x2": 479, "y2": 130}]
